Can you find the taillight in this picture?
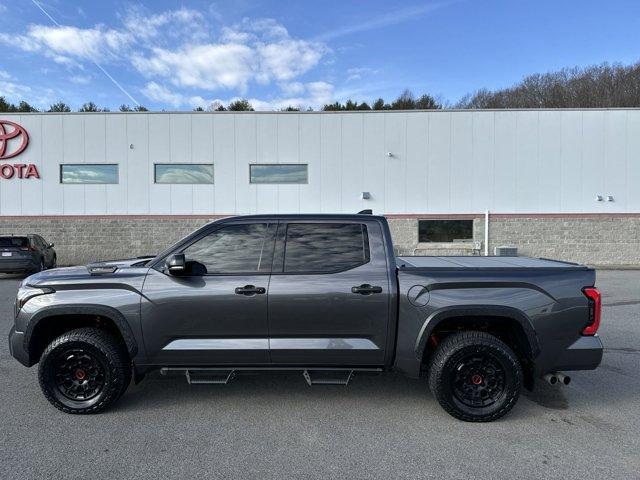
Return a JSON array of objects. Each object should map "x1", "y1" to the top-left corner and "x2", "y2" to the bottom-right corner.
[{"x1": 581, "y1": 287, "x2": 601, "y2": 336}]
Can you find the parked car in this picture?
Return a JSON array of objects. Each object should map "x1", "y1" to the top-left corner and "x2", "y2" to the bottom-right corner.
[
  {"x1": 8, "y1": 213, "x2": 602, "y2": 421},
  {"x1": 0, "y1": 235, "x2": 56, "y2": 274}
]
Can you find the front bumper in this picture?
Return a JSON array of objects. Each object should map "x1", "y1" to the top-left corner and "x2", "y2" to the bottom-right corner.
[
  {"x1": 553, "y1": 335, "x2": 603, "y2": 371},
  {"x1": 8, "y1": 326, "x2": 30, "y2": 367}
]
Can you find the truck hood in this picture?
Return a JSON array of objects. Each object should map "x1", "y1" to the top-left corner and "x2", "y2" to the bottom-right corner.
[{"x1": 24, "y1": 257, "x2": 154, "y2": 288}]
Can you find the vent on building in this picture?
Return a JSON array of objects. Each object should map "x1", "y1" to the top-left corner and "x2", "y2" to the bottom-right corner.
[{"x1": 494, "y1": 246, "x2": 518, "y2": 256}]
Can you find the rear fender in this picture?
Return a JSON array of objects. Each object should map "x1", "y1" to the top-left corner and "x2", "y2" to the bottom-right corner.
[{"x1": 415, "y1": 305, "x2": 540, "y2": 361}]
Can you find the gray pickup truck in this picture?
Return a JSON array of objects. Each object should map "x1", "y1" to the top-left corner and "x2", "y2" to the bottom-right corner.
[{"x1": 8, "y1": 213, "x2": 603, "y2": 421}]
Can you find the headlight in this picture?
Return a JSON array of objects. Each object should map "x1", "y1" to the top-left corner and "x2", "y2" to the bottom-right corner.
[{"x1": 15, "y1": 285, "x2": 54, "y2": 315}]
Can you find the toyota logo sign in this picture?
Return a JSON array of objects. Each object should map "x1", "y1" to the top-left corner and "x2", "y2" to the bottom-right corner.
[
  {"x1": 0, "y1": 119, "x2": 39, "y2": 180},
  {"x1": 0, "y1": 120, "x2": 29, "y2": 159}
]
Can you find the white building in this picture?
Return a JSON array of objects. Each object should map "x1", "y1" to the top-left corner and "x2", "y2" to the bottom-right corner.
[{"x1": 0, "y1": 109, "x2": 638, "y2": 265}]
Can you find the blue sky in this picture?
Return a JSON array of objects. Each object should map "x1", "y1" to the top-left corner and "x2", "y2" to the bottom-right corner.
[{"x1": 0, "y1": 0, "x2": 639, "y2": 110}]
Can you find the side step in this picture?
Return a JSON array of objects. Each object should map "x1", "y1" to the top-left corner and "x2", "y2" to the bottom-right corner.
[
  {"x1": 160, "y1": 368, "x2": 236, "y2": 385},
  {"x1": 303, "y1": 369, "x2": 354, "y2": 386}
]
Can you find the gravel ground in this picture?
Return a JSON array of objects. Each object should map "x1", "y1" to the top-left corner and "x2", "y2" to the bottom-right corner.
[{"x1": 1, "y1": 270, "x2": 638, "y2": 479}]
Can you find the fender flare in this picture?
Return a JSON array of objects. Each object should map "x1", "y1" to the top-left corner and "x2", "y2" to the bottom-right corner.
[
  {"x1": 24, "y1": 304, "x2": 138, "y2": 359},
  {"x1": 414, "y1": 305, "x2": 540, "y2": 361}
]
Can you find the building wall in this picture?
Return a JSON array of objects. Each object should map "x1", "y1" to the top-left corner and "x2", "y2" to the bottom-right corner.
[
  {"x1": 1, "y1": 110, "x2": 639, "y2": 266},
  {"x1": 1, "y1": 109, "x2": 640, "y2": 216},
  {"x1": 0, "y1": 214, "x2": 638, "y2": 267}
]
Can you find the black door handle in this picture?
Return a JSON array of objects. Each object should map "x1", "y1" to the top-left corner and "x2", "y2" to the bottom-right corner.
[
  {"x1": 235, "y1": 285, "x2": 266, "y2": 295},
  {"x1": 351, "y1": 284, "x2": 383, "y2": 295}
]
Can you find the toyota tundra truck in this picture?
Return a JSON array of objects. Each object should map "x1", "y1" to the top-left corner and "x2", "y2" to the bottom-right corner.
[{"x1": 8, "y1": 213, "x2": 603, "y2": 421}]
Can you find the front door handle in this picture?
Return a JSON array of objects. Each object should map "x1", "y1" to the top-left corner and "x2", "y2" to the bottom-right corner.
[
  {"x1": 351, "y1": 284, "x2": 383, "y2": 295},
  {"x1": 235, "y1": 285, "x2": 266, "y2": 296}
]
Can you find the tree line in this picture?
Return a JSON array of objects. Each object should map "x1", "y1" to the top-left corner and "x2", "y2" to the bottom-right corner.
[{"x1": 2, "y1": 61, "x2": 640, "y2": 113}]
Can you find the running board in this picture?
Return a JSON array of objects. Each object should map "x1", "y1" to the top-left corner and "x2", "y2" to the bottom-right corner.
[
  {"x1": 303, "y1": 369, "x2": 354, "y2": 386},
  {"x1": 160, "y1": 368, "x2": 236, "y2": 385}
]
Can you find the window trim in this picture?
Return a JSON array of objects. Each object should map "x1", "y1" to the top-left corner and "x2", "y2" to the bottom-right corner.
[
  {"x1": 153, "y1": 163, "x2": 215, "y2": 185},
  {"x1": 273, "y1": 222, "x2": 371, "y2": 275},
  {"x1": 417, "y1": 218, "x2": 474, "y2": 243},
  {"x1": 249, "y1": 163, "x2": 309, "y2": 185},
  {"x1": 173, "y1": 222, "x2": 276, "y2": 276},
  {"x1": 59, "y1": 163, "x2": 119, "y2": 185}
]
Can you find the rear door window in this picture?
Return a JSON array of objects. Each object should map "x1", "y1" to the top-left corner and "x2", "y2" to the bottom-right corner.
[{"x1": 283, "y1": 223, "x2": 369, "y2": 273}]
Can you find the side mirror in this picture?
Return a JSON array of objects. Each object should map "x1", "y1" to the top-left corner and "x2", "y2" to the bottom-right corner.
[
  {"x1": 166, "y1": 253, "x2": 186, "y2": 274},
  {"x1": 48, "y1": 242, "x2": 55, "y2": 248}
]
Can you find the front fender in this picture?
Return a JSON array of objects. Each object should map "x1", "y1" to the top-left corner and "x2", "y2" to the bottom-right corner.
[{"x1": 23, "y1": 304, "x2": 138, "y2": 359}]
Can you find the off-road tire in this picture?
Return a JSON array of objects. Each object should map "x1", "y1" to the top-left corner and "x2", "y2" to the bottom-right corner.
[
  {"x1": 38, "y1": 327, "x2": 131, "y2": 414},
  {"x1": 428, "y1": 331, "x2": 522, "y2": 422}
]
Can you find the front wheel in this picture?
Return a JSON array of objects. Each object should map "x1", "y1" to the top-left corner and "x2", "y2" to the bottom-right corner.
[
  {"x1": 428, "y1": 331, "x2": 522, "y2": 422},
  {"x1": 38, "y1": 328, "x2": 131, "y2": 414}
]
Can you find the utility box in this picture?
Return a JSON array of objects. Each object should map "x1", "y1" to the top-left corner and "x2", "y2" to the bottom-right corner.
[{"x1": 494, "y1": 246, "x2": 518, "y2": 256}]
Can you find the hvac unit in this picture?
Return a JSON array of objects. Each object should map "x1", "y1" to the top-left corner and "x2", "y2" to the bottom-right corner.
[{"x1": 494, "y1": 246, "x2": 518, "y2": 256}]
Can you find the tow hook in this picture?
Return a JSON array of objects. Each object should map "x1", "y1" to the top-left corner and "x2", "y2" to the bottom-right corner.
[{"x1": 542, "y1": 372, "x2": 572, "y2": 385}]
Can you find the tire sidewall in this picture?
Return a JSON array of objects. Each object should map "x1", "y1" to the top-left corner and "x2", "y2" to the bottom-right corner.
[
  {"x1": 440, "y1": 343, "x2": 519, "y2": 419},
  {"x1": 429, "y1": 333, "x2": 522, "y2": 422},
  {"x1": 39, "y1": 338, "x2": 120, "y2": 413}
]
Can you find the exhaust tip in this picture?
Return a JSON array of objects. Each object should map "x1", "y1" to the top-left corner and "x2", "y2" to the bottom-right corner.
[
  {"x1": 542, "y1": 373, "x2": 558, "y2": 385},
  {"x1": 556, "y1": 373, "x2": 571, "y2": 385}
]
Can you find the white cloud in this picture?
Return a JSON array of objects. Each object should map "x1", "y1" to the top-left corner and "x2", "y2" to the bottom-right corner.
[
  {"x1": 69, "y1": 74, "x2": 92, "y2": 85},
  {"x1": 142, "y1": 81, "x2": 335, "y2": 111},
  {"x1": 141, "y1": 82, "x2": 216, "y2": 109},
  {"x1": 346, "y1": 67, "x2": 378, "y2": 82},
  {"x1": 134, "y1": 43, "x2": 255, "y2": 91},
  {"x1": 134, "y1": 18, "x2": 327, "y2": 92},
  {"x1": 122, "y1": 6, "x2": 207, "y2": 41}
]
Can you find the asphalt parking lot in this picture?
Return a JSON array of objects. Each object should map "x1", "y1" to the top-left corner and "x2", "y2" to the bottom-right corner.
[{"x1": 1, "y1": 270, "x2": 639, "y2": 479}]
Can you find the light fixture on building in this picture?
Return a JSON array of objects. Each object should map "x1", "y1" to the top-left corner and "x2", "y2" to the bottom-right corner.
[
  {"x1": 361, "y1": 191, "x2": 371, "y2": 200},
  {"x1": 606, "y1": 195, "x2": 614, "y2": 202},
  {"x1": 386, "y1": 152, "x2": 393, "y2": 157},
  {"x1": 129, "y1": 144, "x2": 135, "y2": 149},
  {"x1": 595, "y1": 195, "x2": 603, "y2": 202}
]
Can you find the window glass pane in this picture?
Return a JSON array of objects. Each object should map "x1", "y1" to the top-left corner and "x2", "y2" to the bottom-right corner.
[
  {"x1": 418, "y1": 220, "x2": 473, "y2": 243},
  {"x1": 183, "y1": 223, "x2": 271, "y2": 274},
  {"x1": 284, "y1": 223, "x2": 369, "y2": 273},
  {"x1": 60, "y1": 164, "x2": 118, "y2": 184},
  {"x1": 250, "y1": 164, "x2": 307, "y2": 184},
  {"x1": 155, "y1": 164, "x2": 214, "y2": 184},
  {"x1": 0, "y1": 237, "x2": 28, "y2": 248}
]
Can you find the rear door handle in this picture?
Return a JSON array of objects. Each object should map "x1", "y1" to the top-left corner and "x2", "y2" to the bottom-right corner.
[
  {"x1": 235, "y1": 285, "x2": 266, "y2": 296},
  {"x1": 351, "y1": 284, "x2": 383, "y2": 295}
]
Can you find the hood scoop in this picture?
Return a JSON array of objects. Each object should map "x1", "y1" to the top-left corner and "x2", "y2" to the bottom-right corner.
[{"x1": 88, "y1": 264, "x2": 118, "y2": 275}]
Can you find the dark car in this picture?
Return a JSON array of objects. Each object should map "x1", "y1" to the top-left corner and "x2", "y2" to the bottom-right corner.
[
  {"x1": 8, "y1": 214, "x2": 602, "y2": 421},
  {"x1": 0, "y1": 235, "x2": 57, "y2": 274}
]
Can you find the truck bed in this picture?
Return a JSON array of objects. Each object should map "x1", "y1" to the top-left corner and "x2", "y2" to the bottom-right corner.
[{"x1": 396, "y1": 256, "x2": 589, "y2": 270}]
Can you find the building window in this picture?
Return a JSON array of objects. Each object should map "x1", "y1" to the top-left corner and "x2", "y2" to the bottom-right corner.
[
  {"x1": 250, "y1": 164, "x2": 308, "y2": 184},
  {"x1": 154, "y1": 164, "x2": 214, "y2": 184},
  {"x1": 418, "y1": 219, "x2": 473, "y2": 243},
  {"x1": 60, "y1": 164, "x2": 118, "y2": 184},
  {"x1": 283, "y1": 223, "x2": 369, "y2": 273}
]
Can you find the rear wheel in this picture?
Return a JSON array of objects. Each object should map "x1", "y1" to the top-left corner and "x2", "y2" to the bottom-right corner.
[
  {"x1": 428, "y1": 331, "x2": 522, "y2": 422},
  {"x1": 38, "y1": 328, "x2": 131, "y2": 414}
]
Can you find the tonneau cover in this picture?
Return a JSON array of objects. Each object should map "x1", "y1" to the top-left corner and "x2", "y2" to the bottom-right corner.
[{"x1": 396, "y1": 256, "x2": 587, "y2": 269}]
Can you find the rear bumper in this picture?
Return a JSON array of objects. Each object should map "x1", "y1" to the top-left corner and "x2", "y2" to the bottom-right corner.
[
  {"x1": 8, "y1": 326, "x2": 30, "y2": 367},
  {"x1": 0, "y1": 258, "x2": 38, "y2": 273},
  {"x1": 553, "y1": 335, "x2": 603, "y2": 371}
]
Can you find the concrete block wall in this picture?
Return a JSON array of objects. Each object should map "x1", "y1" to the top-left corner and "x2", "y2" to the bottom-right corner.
[
  {"x1": 0, "y1": 217, "x2": 215, "y2": 265},
  {"x1": 478, "y1": 216, "x2": 640, "y2": 266},
  {"x1": 0, "y1": 214, "x2": 638, "y2": 267}
]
